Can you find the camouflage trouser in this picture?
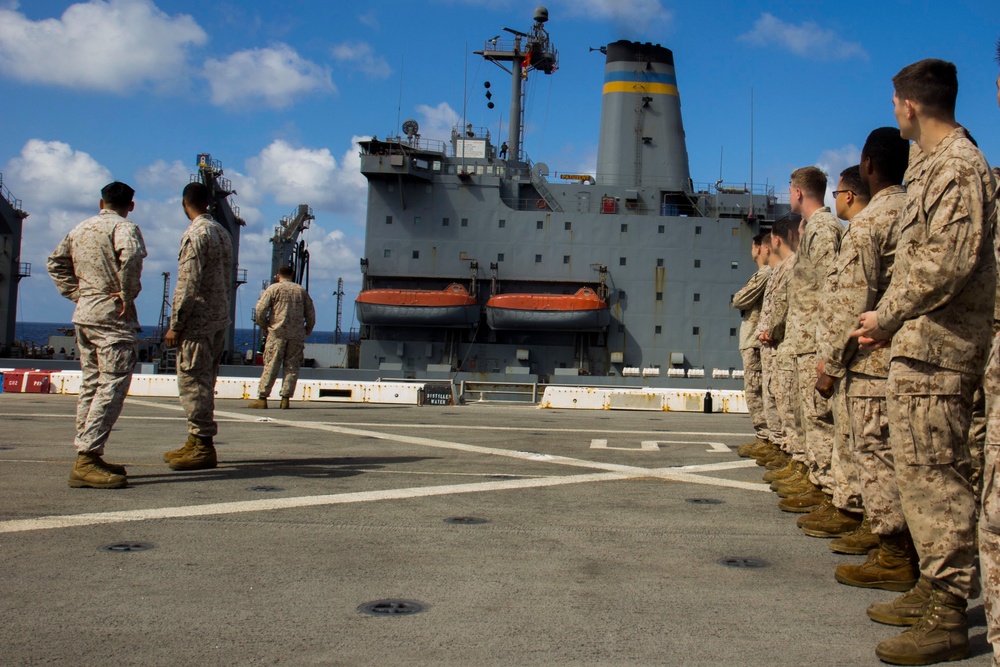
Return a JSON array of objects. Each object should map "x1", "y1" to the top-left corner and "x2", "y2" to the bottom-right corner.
[
  {"x1": 846, "y1": 374, "x2": 905, "y2": 536},
  {"x1": 888, "y1": 357, "x2": 978, "y2": 599},
  {"x1": 74, "y1": 324, "x2": 137, "y2": 455},
  {"x1": 761, "y1": 346, "x2": 784, "y2": 447},
  {"x1": 794, "y1": 352, "x2": 835, "y2": 492},
  {"x1": 980, "y1": 334, "x2": 1000, "y2": 662},
  {"x1": 774, "y1": 347, "x2": 802, "y2": 457},
  {"x1": 177, "y1": 328, "x2": 226, "y2": 438},
  {"x1": 831, "y1": 378, "x2": 863, "y2": 511},
  {"x1": 740, "y1": 347, "x2": 768, "y2": 440},
  {"x1": 258, "y1": 336, "x2": 305, "y2": 399}
]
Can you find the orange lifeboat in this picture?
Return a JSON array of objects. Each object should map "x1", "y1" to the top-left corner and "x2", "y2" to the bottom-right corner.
[
  {"x1": 485, "y1": 287, "x2": 611, "y2": 330},
  {"x1": 356, "y1": 283, "x2": 479, "y2": 327}
]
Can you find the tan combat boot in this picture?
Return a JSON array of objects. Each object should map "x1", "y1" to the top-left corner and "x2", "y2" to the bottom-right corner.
[
  {"x1": 829, "y1": 515, "x2": 879, "y2": 555},
  {"x1": 168, "y1": 436, "x2": 217, "y2": 471},
  {"x1": 800, "y1": 504, "x2": 862, "y2": 538},
  {"x1": 764, "y1": 452, "x2": 791, "y2": 470},
  {"x1": 835, "y1": 532, "x2": 918, "y2": 591},
  {"x1": 738, "y1": 437, "x2": 770, "y2": 458},
  {"x1": 775, "y1": 474, "x2": 820, "y2": 498},
  {"x1": 754, "y1": 444, "x2": 781, "y2": 466},
  {"x1": 247, "y1": 397, "x2": 268, "y2": 409},
  {"x1": 770, "y1": 467, "x2": 807, "y2": 493},
  {"x1": 280, "y1": 397, "x2": 290, "y2": 409},
  {"x1": 763, "y1": 459, "x2": 797, "y2": 482},
  {"x1": 163, "y1": 434, "x2": 198, "y2": 463},
  {"x1": 868, "y1": 577, "x2": 933, "y2": 626},
  {"x1": 69, "y1": 452, "x2": 127, "y2": 489},
  {"x1": 874, "y1": 586, "x2": 969, "y2": 665},
  {"x1": 778, "y1": 488, "x2": 827, "y2": 513}
]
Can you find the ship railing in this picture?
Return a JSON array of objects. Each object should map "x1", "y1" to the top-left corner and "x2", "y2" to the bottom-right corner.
[
  {"x1": 363, "y1": 136, "x2": 447, "y2": 156},
  {"x1": 0, "y1": 172, "x2": 24, "y2": 212},
  {"x1": 690, "y1": 181, "x2": 779, "y2": 197}
]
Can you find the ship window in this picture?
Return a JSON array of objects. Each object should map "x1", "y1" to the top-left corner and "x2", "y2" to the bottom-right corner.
[
  {"x1": 385, "y1": 215, "x2": 393, "y2": 225},
  {"x1": 461, "y1": 218, "x2": 469, "y2": 227},
  {"x1": 563, "y1": 255, "x2": 570, "y2": 264},
  {"x1": 565, "y1": 221, "x2": 572, "y2": 230},
  {"x1": 383, "y1": 249, "x2": 391, "y2": 257},
  {"x1": 619, "y1": 257, "x2": 626, "y2": 266},
  {"x1": 656, "y1": 292, "x2": 663, "y2": 301},
  {"x1": 535, "y1": 254, "x2": 542, "y2": 263},
  {"x1": 730, "y1": 328, "x2": 737, "y2": 336},
  {"x1": 621, "y1": 223, "x2": 628, "y2": 232},
  {"x1": 695, "y1": 226, "x2": 702, "y2": 234},
  {"x1": 731, "y1": 261, "x2": 739, "y2": 269},
  {"x1": 694, "y1": 293, "x2": 701, "y2": 302},
  {"x1": 657, "y1": 258, "x2": 664, "y2": 267},
  {"x1": 693, "y1": 326, "x2": 700, "y2": 335},
  {"x1": 497, "y1": 253, "x2": 505, "y2": 261},
  {"x1": 442, "y1": 217, "x2": 450, "y2": 226},
  {"x1": 499, "y1": 219, "x2": 506, "y2": 228},
  {"x1": 412, "y1": 250, "x2": 419, "y2": 259},
  {"x1": 414, "y1": 216, "x2": 421, "y2": 225},
  {"x1": 655, "y1": 325, "x2": 662, "y2": 334},
  {"x1": 694, "y1": 259, "x2": 701, "y2": 268},
  {"x1": 618, "y1": 325, "x2": 625, "y2": 333},
  {"x1": 432, "y1": 161, "x2": 441, "y2": 171},
  {"x1": 536, "y1": 220, "x2": 544, "y2": 230}
]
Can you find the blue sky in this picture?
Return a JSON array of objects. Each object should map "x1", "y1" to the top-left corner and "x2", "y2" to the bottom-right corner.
[{"x1": 2, "y1": 0, "x2": 998, "y2": 334}]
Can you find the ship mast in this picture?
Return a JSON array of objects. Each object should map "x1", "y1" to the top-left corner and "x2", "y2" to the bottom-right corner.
[{"x1": 475, "y1": 7, "x2": 558, "y2": 161}]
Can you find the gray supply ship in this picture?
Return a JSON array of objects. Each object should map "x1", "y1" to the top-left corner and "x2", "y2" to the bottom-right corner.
[{"x1": 354, "y1": 8, "x2": 790, "y2": 387}]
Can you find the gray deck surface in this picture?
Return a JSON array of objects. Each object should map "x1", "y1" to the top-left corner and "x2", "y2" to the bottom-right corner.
[{"x1": 0, "y1": 394, "x2": 992, "y2": 666}]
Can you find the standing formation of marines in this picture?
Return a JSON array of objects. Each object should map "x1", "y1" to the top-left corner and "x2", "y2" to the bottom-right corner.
[
  {"x1": 737, "y1": 56, "x2": 1000, "y2": 665},
  {"x1": 44, "y1": 46, "x2": 1000, "y2": 667}
]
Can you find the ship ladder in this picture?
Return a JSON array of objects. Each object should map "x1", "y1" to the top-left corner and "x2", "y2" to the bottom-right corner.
[{"x1": 530, "y1": 170, "x2": 563, "y2": 212}]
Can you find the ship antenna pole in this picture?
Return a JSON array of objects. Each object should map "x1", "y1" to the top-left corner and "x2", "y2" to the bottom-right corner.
[
  {"x1": 750, "y1": 87, "x2": 755, "y2": 226},
  {"x1": 396, "y1": 55, "x2": 404, "y2": 139}
]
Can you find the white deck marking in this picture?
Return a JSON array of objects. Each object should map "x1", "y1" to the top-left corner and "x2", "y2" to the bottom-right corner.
[
  {"x1": 0, "y1": 400, "x2": 771, "y2": 534},
  {"x1": 590, "y1": 438, "x2": 660, "y2": 451},
  {"x1": 641, "y1": 440, "x2": 732, "y2": 453}
]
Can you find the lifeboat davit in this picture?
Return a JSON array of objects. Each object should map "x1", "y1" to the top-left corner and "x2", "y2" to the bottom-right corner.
[
  {"x1": 486, "y1": 287, "x2": 611, "y2": 331},
  {"x1": 356, "y1": 283, "x2": 479, "y2": 327}
]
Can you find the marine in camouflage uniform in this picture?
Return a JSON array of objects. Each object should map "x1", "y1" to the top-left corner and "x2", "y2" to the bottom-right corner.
[
  {"x1": 784, "y1": 201, "x2": 843, "y2": 502},
  {"x1": 162, "y1": 182, "x2": 234, "y2": 471},
  {"x1": 759, "y1": 253, "x2": 798, "y2": 459},
  {"x1": 816, "y1": 139, "x2": 912, "y2": 579},
  {"x1": 47, "y1": 182, "x2": 146, "y2": 489},
  {"x1": 756, "y1": 251, "x2": 786, "y2": 454},
  {"x1": 249, "y1": 266, "x2": 316, "y2": 408},
  {"x1": 732, "y1": 242, "x2": 772, "y2": 445},
  {"x1": 859, "y1": 100, "x2": 996, "y2": 662}
]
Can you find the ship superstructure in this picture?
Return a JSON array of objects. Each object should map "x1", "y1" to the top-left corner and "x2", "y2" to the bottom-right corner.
[
  {"x1": 0, "y1": 173, "x2": 28, "y2": 351},
  {"x1": 356, "y1": 9, "x2": 790, "y2": 385}
]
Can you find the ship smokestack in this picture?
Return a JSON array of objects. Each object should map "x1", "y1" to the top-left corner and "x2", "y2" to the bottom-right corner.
[{"x1": 596, "y1": 40, "x2": 691, "y2": 190}]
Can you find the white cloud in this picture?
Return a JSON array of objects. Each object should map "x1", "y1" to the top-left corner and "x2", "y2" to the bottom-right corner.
[
  {"x1": 134, "y1": 159, "x2": 191, "y2": 198},
  {"x1": 7, "y1": 140, "x2": 112, "y2": 213},
  {"x1": 554, "y1": 0, "x2": 672, "y2": 34},
  {"x1": 243, "y1": 139, "x2": 367, "y2": 218},
  {"x1": 414, "y1": 102, "x2": 461, "y2": 143},
  {"x1": 357, "y1": 10, "x2": 379, "y2": 30},
  {"x1": 204, "y1": 43, "x2": 334, "y2": 108},
  {"x1": 738, "y1": 13, "x2": 868, "y2": 61},
  {"x1": 331, "y1": 41, "x2": 391, "y2": 79},
  {"x1": 0, "y1": 0, "x2": 207, "y2": 92}
]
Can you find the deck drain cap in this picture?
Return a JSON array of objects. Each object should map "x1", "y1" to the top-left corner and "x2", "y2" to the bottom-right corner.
[
  {"x1": 719, "y1": 557, "x2": 768, "y2": 568},
  {"x1": 101, "y1": 542, "x2": 154, "y2": 553},
  {"x1": 0, "y1": 445, "x2": 14, "y2": 450},
  {"x1": 686, "y1": 498, "x2": 724, "y2": 505},
  {"x1": 358, "y1": 599, "x2": 426, "y2": 616},
  {"x1": 444, "y1": 516, "x2": 490, "y2": 525},
  {"x1": 247, "y1": 485, "x2": 284, "y2": 492}
]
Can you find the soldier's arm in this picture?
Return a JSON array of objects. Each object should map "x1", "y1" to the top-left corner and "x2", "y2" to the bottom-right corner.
[
  {"x1": 818, "y1": 229, "x2": 871, "y2": 378},
  {"x1": 731, "y1": 268, "x2": 770, "y2": 310},
  {"x1": 876, "y1": 164, "x2": 986, "y2": 332},
  {"x1": 304, "y1": 291, "x2": 316, "y2": 336},
  {"x1": 253, "y1": 288, "x2": 272, "y2": 330},
  {"x1": 115, "y1": 223, "x2": 147, "y2": 304},
  {"x1": 170, "y1": 236, "x2": 203, "y2": 332},
  {"x1": 46, "y1": 235, "x2": 79, "y2": 302}
]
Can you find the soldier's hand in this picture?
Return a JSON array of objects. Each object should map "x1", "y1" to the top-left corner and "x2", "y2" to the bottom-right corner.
[
  {"x1": 110, "y1": 292, "x2": 128, "y2": 317},
  {"x1": 164, "y1": 329, "x2": 180, "y2": 348},
  {"x1": 815, "y1": 371, "x2": 835, "y2": 399},
  {"x1": 850, "y1": 311, "x2": 891, "y2": 348}
]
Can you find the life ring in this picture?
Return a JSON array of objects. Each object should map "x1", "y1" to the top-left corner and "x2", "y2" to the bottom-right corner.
[{"x1": 536, "y1": 199, "x2": 547, "y2": 209}]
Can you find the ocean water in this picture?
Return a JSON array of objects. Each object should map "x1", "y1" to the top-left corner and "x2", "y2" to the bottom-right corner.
[{"x1": 14, "y1": 322, "x2": 345, "y2": 350}]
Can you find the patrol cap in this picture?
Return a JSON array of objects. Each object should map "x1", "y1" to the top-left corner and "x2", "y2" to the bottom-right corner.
[{"x1": 101, "y1": 181, "x2": 135, "y2": 206}]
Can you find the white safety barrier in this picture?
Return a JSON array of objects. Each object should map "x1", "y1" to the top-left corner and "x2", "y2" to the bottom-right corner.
[
  {"x1": 539, "y1": 386, "x2": 748, "y2": 413},
  {"x1": 44, "y1": 372, "x2": 423, "y2": 406}
]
